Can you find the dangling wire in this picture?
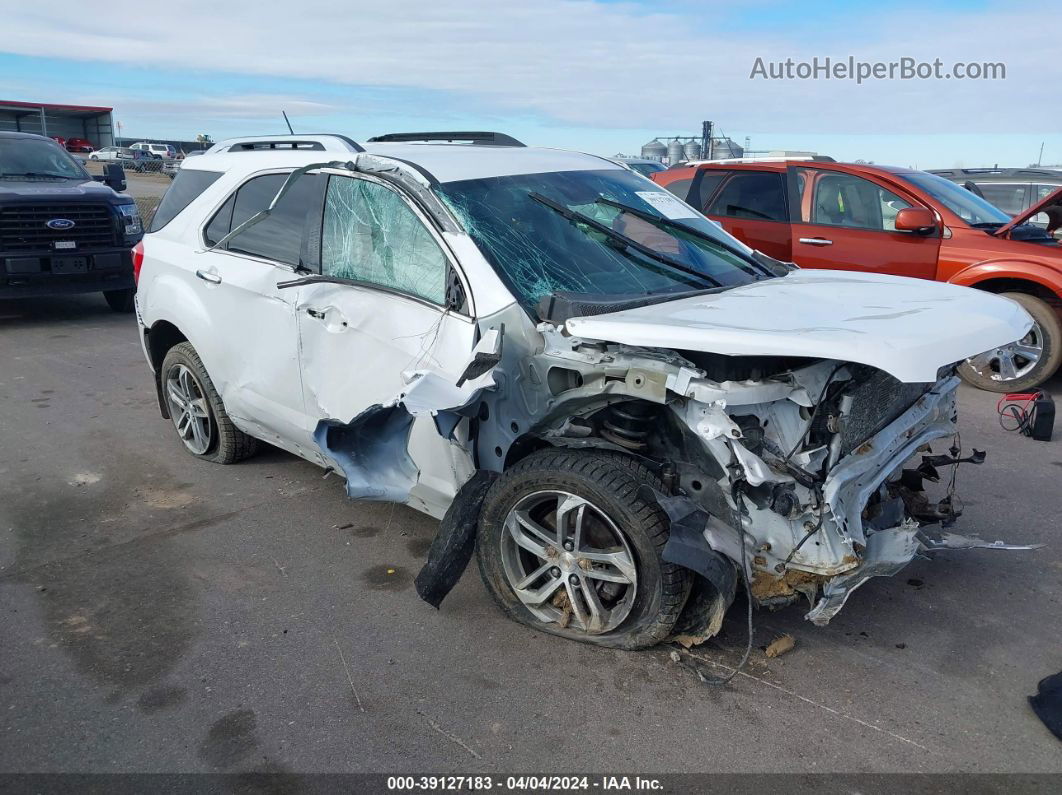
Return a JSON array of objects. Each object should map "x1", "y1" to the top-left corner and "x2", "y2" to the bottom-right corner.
[{"x1": 679, "y1": 479, "x2": 755, "y2": 687}]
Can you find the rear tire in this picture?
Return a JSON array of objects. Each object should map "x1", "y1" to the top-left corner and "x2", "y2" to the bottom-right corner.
[
  {"x1": 476, "y1": 449, "x2": 691, "y2": 650},
  {"x1": 959, "y1": 292, "x2": 1061, "y2": 392},
  {"x1": 104, "y1": 288, "x2": 135, "y2": 313},
  {"x1": 160, "y1": 342, "x2": 259, "y2": 464}
]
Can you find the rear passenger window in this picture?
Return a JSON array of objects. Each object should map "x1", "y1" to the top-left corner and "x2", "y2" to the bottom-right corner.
[
  {"x1": 149, "y1": 169, "x2": 222, "y2": 232},
  {"x1": 708, "y1": 172, "x2": 788, "y2": 222},
  {"x1": 693, "y1": 172, "x2": 726, "y2": 211},
  {"x1": 208, "y1": 172, "x2": 320, "y2": 266},
  {"x1": 204, "y1": 195, "x2": 235, "y2": 246}
]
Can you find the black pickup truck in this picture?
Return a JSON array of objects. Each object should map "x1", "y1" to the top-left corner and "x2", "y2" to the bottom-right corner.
[{"x1": 0, "y1": 131, "x2": 143, "y2": 311}]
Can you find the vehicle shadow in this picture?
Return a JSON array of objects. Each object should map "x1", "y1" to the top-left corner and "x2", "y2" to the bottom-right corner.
[{"x1": 0, "y1": 294, "x2": 135, "y2": 328}]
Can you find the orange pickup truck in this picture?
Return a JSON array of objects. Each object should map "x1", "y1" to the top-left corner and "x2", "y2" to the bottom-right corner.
[{"x1": 652, "y1": 159, "x2": 1062, "y2": 391}]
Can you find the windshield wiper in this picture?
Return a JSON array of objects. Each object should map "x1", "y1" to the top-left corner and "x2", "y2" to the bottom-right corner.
[
  {"x1": 594, "y1": 196, "x2": 775, "y2": 279},
  {"x1": 528, "y1": 192, "x2": 723, "y2": 288}
]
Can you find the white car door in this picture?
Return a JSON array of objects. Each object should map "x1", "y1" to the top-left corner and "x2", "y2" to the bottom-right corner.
[
  {"x1": 189, "y1": 170, "x2": 324, "y2": 458},
  {"x1": 296, "y1": 172, "x2": 477, "y2": 517}
]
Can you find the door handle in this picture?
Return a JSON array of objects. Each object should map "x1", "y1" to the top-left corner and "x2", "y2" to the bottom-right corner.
[
  {"x1": 798, "y1": 237, "x2": 833, "y2": 246},
  {"x1": 305, "y1": 307, "x2": 326, "y2": 320},
  {"x1": 195, "y1": 269, "x2": 222, "y2": 284}
]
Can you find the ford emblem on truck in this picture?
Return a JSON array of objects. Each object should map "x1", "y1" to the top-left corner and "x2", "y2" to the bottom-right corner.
[{"x1": 46, "y1": 218, "x2": 75, "y2": 230}]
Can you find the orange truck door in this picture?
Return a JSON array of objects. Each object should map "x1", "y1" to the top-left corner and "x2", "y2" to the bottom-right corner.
[
  {"x1": 702, "y1": 170, "x2": 793, "y2": 262},
  {"x1": 787, "y1": 167, "x2": 941, "y2": 279}
]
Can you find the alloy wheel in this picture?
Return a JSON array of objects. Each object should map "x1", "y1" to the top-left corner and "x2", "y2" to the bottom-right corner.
[
  {"x1": 500, "y1": 490, "x2": 638, "y2": 635},
  {"x1": 964, "y1": 320, "x2": 1044, "y2": 383},
  {"x1": 164, "y1": 363, "x2": 213, "y2": 455}
]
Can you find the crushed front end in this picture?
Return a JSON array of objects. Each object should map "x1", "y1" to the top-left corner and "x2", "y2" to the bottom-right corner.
[{"x1": 504, "y1": 328, "x2": 1039, "y2": 633}]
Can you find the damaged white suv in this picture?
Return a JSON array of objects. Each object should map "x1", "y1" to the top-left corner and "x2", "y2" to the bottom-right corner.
[{"x1": 136, "y1": 132, "x2": 1037, "y2": 650}]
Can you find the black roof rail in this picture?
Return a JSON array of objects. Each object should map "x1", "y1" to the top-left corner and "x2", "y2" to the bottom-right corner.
[
  {"x1": 367, "y1": 131, "x2": 526, "y2": 147},
  {"x1": 230, "y1": 140, "x2": 327, "y2": 151},
  {"x1": 297, "y1": 134, "x2": 365, "y2": 152}
]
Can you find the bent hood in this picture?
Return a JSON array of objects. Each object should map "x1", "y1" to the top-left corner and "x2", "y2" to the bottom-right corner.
[{"x1": 564, "y1": 270, "x2": 1032, "y2": 383}]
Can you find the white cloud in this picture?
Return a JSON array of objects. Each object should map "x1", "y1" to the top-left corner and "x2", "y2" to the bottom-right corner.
[
  {"x1": 123, "y1": 95, "x2": 342, "y2": 120},
  {"x1": 2, "y1": 1, "x2": 1057, "y2": 133}
]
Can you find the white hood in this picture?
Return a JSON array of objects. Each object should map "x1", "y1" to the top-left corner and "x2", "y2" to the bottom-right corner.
[{"x1": 564, "y1": 270, "x2": 1032, "y2": 383}]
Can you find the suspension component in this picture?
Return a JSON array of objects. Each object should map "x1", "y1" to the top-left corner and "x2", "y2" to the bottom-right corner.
[{"x1": 600, "y1": 401, "x2": 657, "y2": 450}]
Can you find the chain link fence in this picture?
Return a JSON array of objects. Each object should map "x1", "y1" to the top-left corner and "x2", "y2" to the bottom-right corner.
[{"x1": 82, "y1": 157, "x2": 166, "y2": 226}]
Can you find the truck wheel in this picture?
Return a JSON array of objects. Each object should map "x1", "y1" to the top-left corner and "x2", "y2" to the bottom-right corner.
[
  {"x1": 476, "y1": 449, "x2": 691, "y2": 650},
  {"x1": 159, "y1": 342, "x2": 259, "y2": 464},
  {"x1": 103, "y1": 288, "x2": 135, "y2": 313},
  {"x1": 959, "y1": 292, "x2": 1062, "y2": 392}
]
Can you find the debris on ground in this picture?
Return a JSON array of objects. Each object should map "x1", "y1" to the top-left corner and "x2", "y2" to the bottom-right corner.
[
  {"x1": 1029, "y1": 671, "x2": 1062, "y2": 742},
  {"x1": 764, "y1": 634, "x2": 796, "y2": 658}
]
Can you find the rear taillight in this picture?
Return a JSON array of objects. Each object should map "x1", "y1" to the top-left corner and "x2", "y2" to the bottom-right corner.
[{"x1": 132, "y1": 240, "x2": 145, "y2": 284}]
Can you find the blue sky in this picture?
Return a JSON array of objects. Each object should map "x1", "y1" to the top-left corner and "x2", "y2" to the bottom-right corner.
[{"x1": 2, "y1": 0, "x2": 1058, "y2": 167}]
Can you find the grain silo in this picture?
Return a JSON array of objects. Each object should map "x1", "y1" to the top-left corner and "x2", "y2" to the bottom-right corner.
[
  {"x1": 640, "y1": 138, "x2": 666, "y2": 161},
  {"x1": 666, "y1": 139, "x2": 685, "y2": 165}
]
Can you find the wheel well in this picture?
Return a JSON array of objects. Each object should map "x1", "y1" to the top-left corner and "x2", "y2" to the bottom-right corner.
[
  {"x1": 970, "y1": 278, "x2": 1060, "y2": 307},
  {"x1": 500, "y1": 399, "x2": 667, "y2": 470},
  {"x1": 503, "y1": 434, "x2": 550, "y2": 469},
  {"x1": 145, "y1": 321, "x2": 187, "y2": 373}
]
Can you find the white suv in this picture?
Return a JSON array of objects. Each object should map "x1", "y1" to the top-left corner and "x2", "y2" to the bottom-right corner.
[
  {"x1": 135, "y1": 132, "x2": 1035, "y2": 650},
  {"x1": 131, "y1": 141, "x2": 177, "y2": 160}
]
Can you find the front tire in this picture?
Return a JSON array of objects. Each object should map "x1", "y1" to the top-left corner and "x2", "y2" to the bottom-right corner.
[
  {"x1": 476, "y1": 450, "x2": 691, "y2": 650},
  {"x1": 959, "y1": 292, "x2": 1062, "y2": 392},
  {"x1": 159, "y1": 342, "x2": 259, "y2": 464}
]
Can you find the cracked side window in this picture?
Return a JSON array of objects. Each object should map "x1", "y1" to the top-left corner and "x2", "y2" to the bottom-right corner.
[{"x1": 321, "y1": 176, "x2": 447, "y2": 305}]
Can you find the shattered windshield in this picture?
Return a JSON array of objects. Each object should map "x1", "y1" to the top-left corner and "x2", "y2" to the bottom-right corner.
[{"x1": 436, "y1": 169, "x2": 766, "y2": 315}]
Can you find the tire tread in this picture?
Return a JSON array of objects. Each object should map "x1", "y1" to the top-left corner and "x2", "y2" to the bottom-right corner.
[{"x1": 161, "y1": 342, "x2": 259, "y2": 464}]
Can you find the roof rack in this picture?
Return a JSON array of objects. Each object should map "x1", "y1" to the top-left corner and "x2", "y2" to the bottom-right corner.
[
  {"x1": 367, "y1": 131, "x2": 525, "y2": 147},
  {"x1": 684, "y1": 155, "x2": 836, "y2": 166},
  {"x1": 928, "y1": 167, "x2": 1062, "y2": 178},
  {"x1": 206, "y1": 134, "x2": 365, "y2": 154}
]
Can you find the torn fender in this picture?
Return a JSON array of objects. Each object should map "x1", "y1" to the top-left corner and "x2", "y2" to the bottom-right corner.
[
  {"x1": 317, "y1": 329, "x2": 503, "y2": 503},
  {"x1": 415, "y1": 470, "x2": 498, "y2": 607},
  {"x1": 642, "y1": 488, "x2": 739, "y2": 645},
  {"x1": 313, "y1": 405, "x2": 418, "y2": 501}
]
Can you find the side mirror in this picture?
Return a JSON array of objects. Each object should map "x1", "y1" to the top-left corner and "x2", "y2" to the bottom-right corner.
[
  {"x1": 894, "y1": 207, "x2": 936, "y2": 233},
  {"x1": 104, "y1": 163, "x2": 127, "y2": 193}
]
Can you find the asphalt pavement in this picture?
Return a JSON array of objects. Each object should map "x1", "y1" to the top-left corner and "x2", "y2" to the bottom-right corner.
[{"x1": 0, "y1": 294, "x2": 1060, "y2": 775}]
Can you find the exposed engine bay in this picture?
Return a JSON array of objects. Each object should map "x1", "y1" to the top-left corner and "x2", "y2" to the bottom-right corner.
[{"x1": 356, "y1": 312, "x2": 1041, "y2": 643}]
